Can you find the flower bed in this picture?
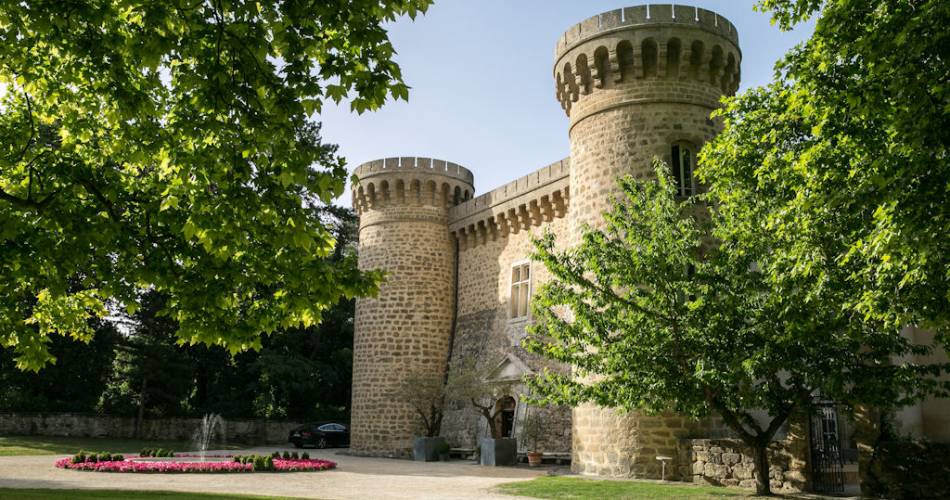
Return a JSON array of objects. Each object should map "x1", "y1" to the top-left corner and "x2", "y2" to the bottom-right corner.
[{"x1": 55, "y1": 456, "x2": 336, "y2": 473}]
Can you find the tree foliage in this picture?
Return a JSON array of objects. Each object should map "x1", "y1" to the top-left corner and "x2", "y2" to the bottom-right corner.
[
  {"x1": 700, "y1": 0, "x2": 950, "y2": 334},
  {"x1": 525, "y1": 163, "x2": 950, "y2": 495},
  {"x1": 0, "y1": 0, "x2": 432, "y2": 370}
]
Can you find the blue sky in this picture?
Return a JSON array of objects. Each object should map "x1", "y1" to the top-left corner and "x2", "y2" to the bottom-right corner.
[{"x1": 320, "y1": 1, "x2": 815, "y2": 206}]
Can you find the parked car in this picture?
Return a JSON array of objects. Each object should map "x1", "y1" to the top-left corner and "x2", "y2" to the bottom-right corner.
[{"x1": 288, "y1": 422, "x2": 350, "y2": 449}]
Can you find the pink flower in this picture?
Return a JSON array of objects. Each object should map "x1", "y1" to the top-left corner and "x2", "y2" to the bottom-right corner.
[{"x1": 55, "y1": 456, "x2": 336, "y2": 473}]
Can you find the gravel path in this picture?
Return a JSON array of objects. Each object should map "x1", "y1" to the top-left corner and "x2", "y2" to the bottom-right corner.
[{"x1": 0, "y1": 447, "x2": 548, "y2": 499}]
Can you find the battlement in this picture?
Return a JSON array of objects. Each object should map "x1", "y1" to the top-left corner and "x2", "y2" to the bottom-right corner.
[
  {"x1": 352, "y1": 157, "x2": 475, "y2": 215},
  {"x1": 353, "y1": 157, "x2": 474, "y2": 185},
  {"x1": 555, "y1": 4, "x2": 738, "y2": 61},
  {"x1": 553, "y1": 4, "x2": 741, "y2": 116},
  {"x1": 449, "y1": 158, "x2": 570, "y2": 249}
]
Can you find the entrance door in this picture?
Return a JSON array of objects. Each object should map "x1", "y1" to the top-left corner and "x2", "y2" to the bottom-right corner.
[
  {"x1": 494, "y1": 396, "x2": 517, "y2": 438},
  {"x1": 809, "y1": 401, "x2": 845, "y2": 493}
]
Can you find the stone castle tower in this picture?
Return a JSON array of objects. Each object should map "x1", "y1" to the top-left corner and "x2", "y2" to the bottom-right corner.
[
  {"x1": 350, "y1": 3, "x2": 741, "y2": 474},
  {"x1": 350, "y1": 158, "x2": 473, "y2": 455},
  {"x1": 554, "y1": 4, "x2": 740, "y2": 477}
]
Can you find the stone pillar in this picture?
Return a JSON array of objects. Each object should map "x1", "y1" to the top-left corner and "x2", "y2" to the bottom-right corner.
[
  {"x1": 553, "y1": 3, "x2": 741, "y2": 478},
  {"x1": 350, "y1": 157, "x2": 474, "y2": 456}
]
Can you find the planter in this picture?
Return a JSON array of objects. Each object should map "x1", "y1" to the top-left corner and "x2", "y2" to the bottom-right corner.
[
  {"x1": 527, "y1": 451, "x2": 543, "y2": 467},
  {"x1": 479, "y1": 437, "x2": 517, "y2": 466},
  {"x1": 413, "y1": 436, "x2": 448, "y2": 462}
]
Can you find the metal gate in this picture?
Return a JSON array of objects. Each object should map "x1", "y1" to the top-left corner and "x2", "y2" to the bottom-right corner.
[{"x1": 809, "y1": 402, "x2": 845, "y2": 494}]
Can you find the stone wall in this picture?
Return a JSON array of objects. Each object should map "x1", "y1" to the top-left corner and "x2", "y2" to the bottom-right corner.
[
  {"x1": 0, "y1": 412, "x2": 300, "y2": 445},
  {"x1": 680, "y1": 438, "x2": 807, "y2": 493},
  {"x1": 441, "y1": 211, "x2": 572, "y2": 454},
  {"x1": 350, "y1": 158, "x2": 473, "y2": 457}
]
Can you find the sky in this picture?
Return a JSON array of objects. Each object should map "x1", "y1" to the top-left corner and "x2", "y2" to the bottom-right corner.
[{"x1": 320, "y1": 1, "x2": 816, "y2": 207}]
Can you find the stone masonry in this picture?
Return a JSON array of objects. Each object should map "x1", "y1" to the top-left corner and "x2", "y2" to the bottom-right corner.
[
  {"x1": 347, "y1": 1, "x2": 813, "y2": 489},
  {"x1": 350, "y1": 157, "x2": 474, "y2": 456}
]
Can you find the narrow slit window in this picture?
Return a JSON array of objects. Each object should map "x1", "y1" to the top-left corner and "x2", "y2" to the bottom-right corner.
[
  {"x1": 510, "y1": 263, "x2": 531, "y2": 319},
  {"x1": 671, "y1": 144, "x2": 695, "y2": 197}
]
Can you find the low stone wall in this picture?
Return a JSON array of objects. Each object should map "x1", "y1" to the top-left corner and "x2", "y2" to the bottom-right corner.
[
  {"x1": 0, "y1": 412, "x2": 303, "y2": 445},
  {"x1": 679, "y1": 438, "x2": 807, "y2": 492}
]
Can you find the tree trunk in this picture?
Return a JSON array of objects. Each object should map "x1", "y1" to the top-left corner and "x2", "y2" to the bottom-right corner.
[
  {"x1": 134, "y1": 377, "x2": 148, "y2": 439},
  {"x1": 752, "y1": 442, "x2": 772, "y2": 496}
]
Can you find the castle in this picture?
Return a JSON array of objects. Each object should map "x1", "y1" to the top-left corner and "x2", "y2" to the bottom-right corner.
[{"x1": 347, "y1": 3, "x2": 949, "y2": 493}]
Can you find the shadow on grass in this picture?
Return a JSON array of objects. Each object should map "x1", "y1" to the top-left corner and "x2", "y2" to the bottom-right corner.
[{"x1": 496, "y1": 476, "x2": 758, "y2": 500}]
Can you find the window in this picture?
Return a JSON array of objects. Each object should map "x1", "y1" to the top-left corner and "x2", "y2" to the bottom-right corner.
[
  {"x1": 510, "y1": 262, "x2": 531, "y2": 319},
  {"x1": 671, "y1": 144, "x2": 695, "y2": 197}
]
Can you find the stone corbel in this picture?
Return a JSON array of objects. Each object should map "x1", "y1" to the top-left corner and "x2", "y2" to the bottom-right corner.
[{"x1": 608, "y1": 49, "x2": 622, "y2": 83}]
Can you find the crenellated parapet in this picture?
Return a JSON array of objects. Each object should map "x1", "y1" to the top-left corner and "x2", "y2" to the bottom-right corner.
[
  {"x1": 351, "y1": 157, "x2": 475, "y2": 216},
  {"x1": 554, "y1": 4, "x2": 741, "y2": 117},
  {"x1": 448, "y1": 159, "x2": 570, "y2": 250}
]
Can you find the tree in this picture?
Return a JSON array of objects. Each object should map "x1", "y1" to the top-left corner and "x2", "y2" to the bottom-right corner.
[
  {"x1": 524, "y1": 163, "x2": 950, "y2": 495},
  {"x1": 396, "y1": 372, "x2": 446, "y2": 438},
  {"x1": 0, "y1": 317, "x2": 119, "y2": 412},
  {"x1": 100, "y1": 290, "x2": 195, "y2": 435},
  {"x1": 699, "y1": 0, "x2": 949, "y2": 334},
  {"x1": 446, "y1": 359, "x2": 516, "y2": 440},
  {"x1": 0, "y1": 0, "x2": 430, "y2": 370}
]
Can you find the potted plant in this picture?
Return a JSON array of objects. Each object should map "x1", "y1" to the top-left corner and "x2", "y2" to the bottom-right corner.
[
  {"x1": 447, "y1": 359, "x2": 518, "y2": 466},
  {"x1": 398, "y1": 371, "x2": 448, "y2": 462},
  {"x1": 520, "y1": 409, "x2": 544, "y2": 467},
  {"x1": 436, "y1": 441, "x2": 451, "y2": 462}
]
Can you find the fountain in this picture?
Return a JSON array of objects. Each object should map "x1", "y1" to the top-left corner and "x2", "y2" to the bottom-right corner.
[{"x1": 191, "y1": 413, "x2": 225, "y2": 460}]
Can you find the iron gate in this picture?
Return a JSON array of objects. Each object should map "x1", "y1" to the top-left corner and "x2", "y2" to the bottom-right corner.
[{"x1": 809, "y1": 401, "x2": 845, "y2": 494}]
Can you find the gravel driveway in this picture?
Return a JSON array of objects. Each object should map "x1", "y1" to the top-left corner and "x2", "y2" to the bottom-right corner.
[{"x1": 0, "y1": 447, "x2": 549, "y2": 499}]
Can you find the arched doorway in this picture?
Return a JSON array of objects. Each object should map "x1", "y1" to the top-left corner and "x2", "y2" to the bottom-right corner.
[{"x1": 493, "y1": 396, "x2": 517, "y2": 438}]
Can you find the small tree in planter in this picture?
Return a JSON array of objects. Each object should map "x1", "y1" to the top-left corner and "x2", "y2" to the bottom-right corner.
[
  {"x1": 397, "y1": 371, "x2": 447, "y2": 462},
  {"x1": 447, "y1": 358, "x2": 518, "y2": 466},
  {"x1": 520, "y1": 409, "x2": 544, "y2": 467}
]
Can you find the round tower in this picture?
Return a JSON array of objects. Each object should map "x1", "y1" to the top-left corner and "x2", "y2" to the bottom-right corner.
[
  {"x1": 350, "y1": 157, "x2": 474, "y2": 456},
  {"x1": 554, "y1": 4, "x2": 741, "y2": 477}
]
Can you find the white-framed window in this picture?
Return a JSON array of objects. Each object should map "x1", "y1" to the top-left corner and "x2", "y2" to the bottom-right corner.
[
  {"x1": 509, "y1": 261, "x2": 531, "y2": 320},
  {"x1": 671, "y1": 143, "x2": 695, "y2": 197}
]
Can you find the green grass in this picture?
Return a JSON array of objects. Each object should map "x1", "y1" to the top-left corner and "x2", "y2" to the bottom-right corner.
[
  {"x1": 497, "y1": 476, "x2": 754, "y2": 500},
  {"x1": 0, "y1": 489, "x2": 303, "y2": 500},
  {"x1": 0, "y1": 435, "x2": 243, "y2": 457}
]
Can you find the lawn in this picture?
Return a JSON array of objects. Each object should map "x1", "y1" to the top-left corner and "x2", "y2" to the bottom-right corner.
[
  {"x1": 0, "y1": 489, "x2": 302, "y2": 500},
  {"x1": 497, "y1": 476, "x2": 753, "y2": 500},
  {"x1": 0, "y1": 435, "x2": 242, "y2": 457}
]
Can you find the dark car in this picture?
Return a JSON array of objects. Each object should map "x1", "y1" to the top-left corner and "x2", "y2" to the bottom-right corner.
[{"x1": 288, "y1": 422, "x2": 350, "y2": 449}]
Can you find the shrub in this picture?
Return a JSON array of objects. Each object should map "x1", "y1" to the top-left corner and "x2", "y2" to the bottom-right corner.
[
  {"x1": 271, "y1": 451, "x2": 280, "y2": 459},
  {"x1": 99, "y1": 453, "x2": 112, "y2": 462},
  {"x1": 282, "y1": 451, "x2": 290, "y2": 459},
  {"x1": 113, "y1": 454, "x2": 124, "y2": 462},
  {"x1": 301, "y1": 452, "x2": 309, "y2": 460},
  {"x1": 72, "y1": 452, "x2": 85, "y2": 464},
  {"x1": 140, "y1": 448, "x2": 151, "y2": 457},
  {"x1": 291, "y1": 451, "x2": 299, "y2": 460},
  {"x1": 264, "y1": 456, "x2": 274, "y2": 471},
  {"x1": 253, "y1": 456, "x2": 265, "y2": 471}
]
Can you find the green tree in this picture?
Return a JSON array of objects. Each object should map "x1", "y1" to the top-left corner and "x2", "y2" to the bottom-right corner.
[
  {"x1": 700, "y1": 0, "x2": 949, "y2": 334},
  {"x1": 100, "y1": 290, "x2": 195, "y2": 434},
  {"x1": 0, "y1": 0, "x2": 429, "y2": 370},
  {"x1": 525, "y1": 164, "x2": 949, "y2": 495},
  {"x1": 0, "y1": 317, "x2": 119, "y2": 412}
]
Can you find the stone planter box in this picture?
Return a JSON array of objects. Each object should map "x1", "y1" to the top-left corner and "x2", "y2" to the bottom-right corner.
[
  {"x1": 414, "y1": 436, "x2": 447, "y2": 462},
  {"x1": 480, "y1": 437, "x2": 517, "y2": 466}
]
